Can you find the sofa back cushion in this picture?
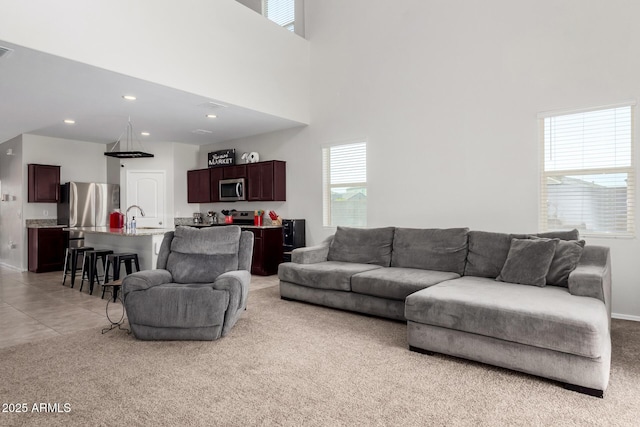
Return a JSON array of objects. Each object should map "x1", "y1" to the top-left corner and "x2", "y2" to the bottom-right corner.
[
  {"x1": 391, "y1": 228, "x2": 469, "y2": 275},
  {"x1": 167, "y1": 226, "x2": 241, "y2": 283},
  {"x1": 464, "y1": 231, "x2": 512, "y2": 278},
  {"x1": 537, "y1": 229, "x2": 580, "y2": 240},
  {"x1": 327, "y1": 226, "x2": 395, "y2": 267}
]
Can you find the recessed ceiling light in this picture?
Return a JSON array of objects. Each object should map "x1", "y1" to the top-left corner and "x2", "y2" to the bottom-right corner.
[
  {"x1": 206, "y1": 114, "x2": 217, "y2": 119},
  {"x1": 122, "y1": 95, "x2": 137, "y2": 101},
  {"x1": 64, "y1": 119, "x2": 75, "y2": 124},
  {"x1": 141, "y1": 132, "x2": 150, "y2": 136}
]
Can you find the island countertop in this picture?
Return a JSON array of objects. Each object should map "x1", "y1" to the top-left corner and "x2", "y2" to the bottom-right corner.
[{"x1": 63, "y1": 226, "x2": 174, "y2": 236}]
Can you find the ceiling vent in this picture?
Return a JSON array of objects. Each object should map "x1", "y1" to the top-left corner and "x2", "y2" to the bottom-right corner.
[
  {"x1": 192, "y1": 129, "x2": 213, "y2": 135},
  {"x1": 198, "y1": 101, "x2": 228, "y2": 110},
  {"x1": 0, "y1": 46, "x2": 14, "y2": 58}
]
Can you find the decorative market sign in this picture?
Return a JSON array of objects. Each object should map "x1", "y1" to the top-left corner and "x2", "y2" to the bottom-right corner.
[{"x1": 208, "y1": 149, "x2": 236, "y2": 168}]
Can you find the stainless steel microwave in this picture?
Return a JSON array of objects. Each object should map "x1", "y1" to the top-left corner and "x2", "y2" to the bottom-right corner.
[{"x1": 219, "y1": 178, "x2": 246, "y2": 201}]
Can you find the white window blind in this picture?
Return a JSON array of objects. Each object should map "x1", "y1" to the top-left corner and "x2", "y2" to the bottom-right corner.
[
  {"x1": 264, "y1": 0, "x2": 295, "y2": 31},
  {"x1": 540, "y1": 104, "x2": 635, "y2": 237},
  {"x1": 322, "y1": 142, "x2": 367, "y2": 227}
]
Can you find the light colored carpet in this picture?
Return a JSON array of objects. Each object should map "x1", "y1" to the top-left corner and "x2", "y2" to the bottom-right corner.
[{"x1": 1, "y1": 284, "x2": 639, "y2": 426}]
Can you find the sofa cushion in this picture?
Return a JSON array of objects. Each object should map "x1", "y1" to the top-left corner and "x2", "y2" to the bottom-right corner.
[
  {"x1": 405, "y1": 276, "x2": 608, "y2": 358},
  {"x1": 278, "y1": 261, "x2": 382, "y2": 291},
  {"x1": 391, "y1": 228, "x2": 469, "y2": 275},
  {"x1": 352, "y1": 267, "x2": 460, "y2": 301},
  {"x1": 463, "y1": 231, "x2": 512, "y2": 278},
  {"x1": 167, "y1": 226, "x2": 241, "y2": 283},
  {"x1": 496, "y1": 238, "x2": 558, "y2": 287},
  {"x1": 546, "y1": 239, "x2": 585, "y2": 287},
  {"x1": 327, "y1": 227, "x2": 395, "y2": 267}
]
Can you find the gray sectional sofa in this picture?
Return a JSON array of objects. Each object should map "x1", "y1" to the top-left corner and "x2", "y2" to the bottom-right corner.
[{"x1": 278, "y1": 226, "x2": 611, "y2": 397}]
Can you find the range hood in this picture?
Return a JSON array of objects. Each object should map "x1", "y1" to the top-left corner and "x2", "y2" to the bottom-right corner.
[{"x1": 104, "y1": 118, "x2": 154, "y2": 159}]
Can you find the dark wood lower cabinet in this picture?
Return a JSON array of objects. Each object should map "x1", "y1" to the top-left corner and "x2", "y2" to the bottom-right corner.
[
  {"x1": 247, "y1": 227, "x2": 283, "y2": 276},
  {"x1": 28, "y1": 228, "x2": 67, "y2": 273}
]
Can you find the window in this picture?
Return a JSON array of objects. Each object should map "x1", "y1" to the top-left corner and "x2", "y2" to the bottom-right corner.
[
  {"x1": 264, "y1": 0, "x2": 295, "y2": 31},
  {"x1": 323, "y1": 142, "x2": 367, "y2": 227},
  {"x1": 540, "y1": 103, "x2": 636, "y2": 237}
]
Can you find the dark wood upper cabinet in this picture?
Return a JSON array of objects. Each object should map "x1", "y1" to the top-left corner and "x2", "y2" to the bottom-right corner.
[
  {"x1": 187, "y1": 161, "x2": 285, "y2": 203},
  {"x1": 222, "y1": 165, "x2": 247, "y2": 179},
  {"x1": 247, "y1": 160, "x2": 286, "y2": 201},
  {"x1": 28, "y1": 164, "x2": 60, "y2": 203},
  {"x1": 210, "y1": 168, "x2": 224, "y2": 202},
  {"x1": 187, "y1": 168, "x2": 211, "y2": 203}
]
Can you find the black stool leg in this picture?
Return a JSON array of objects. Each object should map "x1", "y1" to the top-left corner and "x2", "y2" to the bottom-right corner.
[
  {"x1": 124, "y1": 259, "x2": 133, "y2": 276},
  {"x1": 104, "y1": 258, "x2": 111, "y2": 285},
  {"x1": 89, "y1": 252, "x2": 98, "y2": 295},
  {"x1": 133, "y1": 256, "x2": 140, "y2": 272},
  {"x1": 70, "y1": 251, "x2": 78, "y2": 288},
  {"x1": 113, "y1": 260, "x2": 121, "y2": 281},
  {"x1": 79, "y1": 252, "x2": 89, "y2": 292},
  {"x1": 62, "y1": 248, "x2": 70, "y2": 286}
]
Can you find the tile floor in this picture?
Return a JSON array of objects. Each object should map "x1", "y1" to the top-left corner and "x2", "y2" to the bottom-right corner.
[{"x1": 0, "y1": 265, "x2": 278, "y2": 349}]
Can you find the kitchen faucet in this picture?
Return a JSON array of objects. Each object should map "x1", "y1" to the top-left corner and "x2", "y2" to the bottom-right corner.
[{"x1": 125, "y1": 204, "x2": 146, "y2": 230}]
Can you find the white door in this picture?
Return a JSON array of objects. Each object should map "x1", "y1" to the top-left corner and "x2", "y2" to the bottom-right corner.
[{"x1": 126, "y1": 170, "x2": 166, "y2": 228}]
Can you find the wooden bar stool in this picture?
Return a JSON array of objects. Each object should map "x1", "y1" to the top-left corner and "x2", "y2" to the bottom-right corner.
[
  {"x1": 62, "y1": 246, "x2": 94, "y2": 288},
  {"x1": 79, "y1": 249, "x2": 114, "y2": 295},
  {"x1": 103, "y1": 253, "x2": 140, "y2": 298}
]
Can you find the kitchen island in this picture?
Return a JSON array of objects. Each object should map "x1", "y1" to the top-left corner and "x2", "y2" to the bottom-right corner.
[{"x1": 64, "y1": 227, "x2": 174, "y2": 272}]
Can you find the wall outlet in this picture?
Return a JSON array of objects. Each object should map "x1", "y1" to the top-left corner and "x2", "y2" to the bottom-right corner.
[
  {"x1": 8, "y1": 240, "x2": 16, "y2": 249},
  {"x1": 43, "y1": 209, "x2": 49, "y2": 216}
]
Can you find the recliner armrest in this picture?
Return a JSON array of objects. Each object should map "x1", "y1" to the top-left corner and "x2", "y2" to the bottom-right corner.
[
  {"x1": 122, "y1": 269, "x2": 174, "y2": 297},
  {"x1": 213, "y1": 270, "x2": 251, "y2": 310},
  {"x1": 213, "y1": 270, "x2": 251, "y2": 337}
]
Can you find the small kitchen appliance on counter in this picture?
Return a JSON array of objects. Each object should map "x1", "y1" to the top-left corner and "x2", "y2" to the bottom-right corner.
[
  {"x1": 282, "y1": 219, "x2": 306, "y2": 262},
  {"x1": 193, "y1": 212, "x2": 203, "y2": 224}
]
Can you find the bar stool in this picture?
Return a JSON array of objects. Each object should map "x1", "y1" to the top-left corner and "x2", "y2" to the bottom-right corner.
[
  {"x1": 103, "y1": 253, "x2": 140, "y2": 301},
  {"x1": 62, "y1": 246, "x2": 95, "y2": 288},
  {"x1": 79, "y1": 249, "x2": 114, "y2": 295}
]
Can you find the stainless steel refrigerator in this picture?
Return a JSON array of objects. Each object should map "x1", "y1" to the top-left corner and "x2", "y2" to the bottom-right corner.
[{"x1": 57, "y1": 182, "x2": 120, "y2": 247}]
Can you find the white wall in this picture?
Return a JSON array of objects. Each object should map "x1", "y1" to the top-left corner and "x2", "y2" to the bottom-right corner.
[
  {"x1": 119, "y1": 141, "x2": 200, "y2": 224},
  {"x1": 0, "y1": 136, "x2": 24, "y2": 269},
  {"x1": 21, "y1": 134, "x2": 108, "y2": 221},
  {"x1": 0, "y1": 0, "x2": 310, "y2": 124},
  {"x1": 201, "y1": 1, "x2": 640, "y2": 319}
]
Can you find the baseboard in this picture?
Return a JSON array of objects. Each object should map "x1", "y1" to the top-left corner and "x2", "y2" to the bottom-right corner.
[
  {"x1": 0, "y1": 262, "x2": 23, "y2": 272},
  {"x1": 612, "y1": 313, "x2": 640, "y2": 322}
]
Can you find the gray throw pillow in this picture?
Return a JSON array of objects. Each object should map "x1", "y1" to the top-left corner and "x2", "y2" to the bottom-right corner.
[
  {"x1": 496, "y1": 238, "x2": 558, "y2": 287},
  {"x1": 327, "y1": 226, "x2": 395, "y2": 267},
  {"x1": 546, "y1": 239, "x2": 585, "y2": 287}
]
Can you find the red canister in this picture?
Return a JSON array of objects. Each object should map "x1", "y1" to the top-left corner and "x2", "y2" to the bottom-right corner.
[{"x1": 109, "y1": 210, "x2": 124, "y2": 229}]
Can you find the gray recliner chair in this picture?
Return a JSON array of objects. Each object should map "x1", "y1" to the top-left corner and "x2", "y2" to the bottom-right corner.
[{"x1": 122, "y1": 225, "x2": 254, "y2": 340}]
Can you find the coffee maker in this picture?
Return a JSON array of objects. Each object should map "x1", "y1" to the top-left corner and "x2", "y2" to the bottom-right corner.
[{"x1": 193, "y1": 212, "x2": 203, "y2": 224}]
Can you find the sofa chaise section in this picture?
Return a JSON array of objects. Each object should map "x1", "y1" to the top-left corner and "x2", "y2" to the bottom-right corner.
[{"x1": 405, "y1": 245, "x2": 612, "y2": 397}]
